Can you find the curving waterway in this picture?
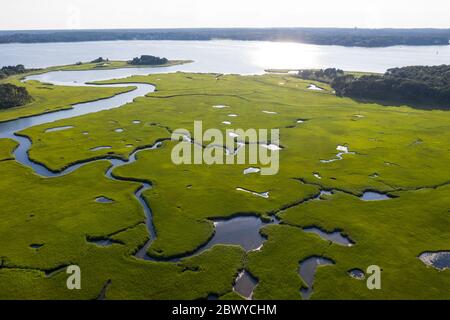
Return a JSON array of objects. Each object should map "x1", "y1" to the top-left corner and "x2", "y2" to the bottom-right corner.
[
  {"x1": 0, "y1": 69, "x2": 357, "y2": 293},
  {"x1": 0, "y1": 67, "x2": 361, "y2": 300},
  {"x1": 0, "y1": 69, "x2": 286, "y2": 265},
  {"x1": 0, "y1": 69, "x2": 163, "y2": 258}
]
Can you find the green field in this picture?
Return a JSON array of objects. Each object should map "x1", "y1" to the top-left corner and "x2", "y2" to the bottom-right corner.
[{"x1": 0, "y1": 66, "x2": 448, "y2": 299}]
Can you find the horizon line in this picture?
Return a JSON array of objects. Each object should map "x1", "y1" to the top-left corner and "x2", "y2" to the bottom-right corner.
[{"x1": 2, "y1": 26, "x2": 450, "y2": 33}]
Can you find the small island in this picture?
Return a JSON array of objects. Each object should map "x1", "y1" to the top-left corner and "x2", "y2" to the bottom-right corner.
[
  {"x1": 129, "y1": 55, "x2": 168, "y2": 65},
  {"x1": 57, "y1": 55, "x2": 193, "y2": 71}
]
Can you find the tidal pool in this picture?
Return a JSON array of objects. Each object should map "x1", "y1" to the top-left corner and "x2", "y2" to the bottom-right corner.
[
  {"x1": 44, "y1": 125, "x2": 74, "y2": 133},
  {"x1": 303, "y1": 227, "x2": 354, "y2": 246},
  {"x1": 360, "y1": 191, "x2": 392, "y2": 201},
  {"x1": 299, "y1": 256, "x2": 334, "y2": 300},
  {"x1": 233, "y1": 270, "x2": 258, "y2": 300},
  {"x1": 90, "y1": 146, "x2": 112, "y2": 151},
  {"x1": 312, "y1": 190, "x2": 333, "y2": 201},
  {"x1": 208, "y1": 216, "x2": 268, "y2": 251},
  {"x1": 307, "y1": 84, "x2": 324, "y2": 91},
  {"x1": 419, "y1": 251, "x2": 450, "y2": 271},
  {"x1": 313, "y1": 173, "x2": 322, "y2": 179},
  {"x1": 243, "y1": 167, "x2": 261, "y2": 175},
  {"x1": 348, "y1": 268, "x2": 366, "y2": 280},
  {"x1": 138, "y1": 215, "x2": 274, "y2": 262},
  {"x1": 320, "y1": 145, "x2": 354, "y2": 163},
  {"x1": 95, "y1": 196, "x2": 114, "y2": 203},
  {"x1": 87, "y1": 239, "x2": 117, "y2": 247}
]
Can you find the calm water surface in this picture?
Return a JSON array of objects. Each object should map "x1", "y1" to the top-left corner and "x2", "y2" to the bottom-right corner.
[{"x1": 1, "y1": 40, "x2": 450, "y2": 73}]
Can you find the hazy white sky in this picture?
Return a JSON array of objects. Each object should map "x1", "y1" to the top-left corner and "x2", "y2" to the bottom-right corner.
[{"x1": 1, "y1": 0, "x2": 450, "y2": 30}]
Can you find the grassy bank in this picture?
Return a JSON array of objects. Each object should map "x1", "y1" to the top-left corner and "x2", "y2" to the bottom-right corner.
[{"x1": 0, "y1": 70, "x2": 448, "y2": 299}]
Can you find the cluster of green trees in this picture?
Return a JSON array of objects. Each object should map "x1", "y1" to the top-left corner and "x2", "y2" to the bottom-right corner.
[
  {"x1": 129, "y1": 55, "x2": 168, "y2": 65},
  {"x1": 298, "y1": 68, "x2": 345, "y2": 83},
  {"x1": 0, "y1": 64, "x2": 28, "y2": 79},
  {"x1": 298, "y1": 66, "x2": 450, "y2": 109},
  {"x1": 0, "y1": 84, "x2": 33, "y2": 109},
  {"x1": 1, "y1": 28, "x2": 449, "y2": 47},
  {"x1": 90, "y1": 57, "x2": 109, "y2": 63}
]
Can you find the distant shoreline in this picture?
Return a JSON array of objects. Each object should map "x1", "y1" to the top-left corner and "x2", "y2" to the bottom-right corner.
[{"x1": 1, "y1": 28, "x2": 449, "y2": 47}]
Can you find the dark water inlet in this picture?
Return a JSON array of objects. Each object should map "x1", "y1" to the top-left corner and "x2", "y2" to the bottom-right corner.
[
  {"x1": 360, "y1": 191, "x2": 392, "y2": 201},
  {"x1": 88, "y1": 239, "x2": 118, "y2": 247},
  {"x1": 233, "y1": 270, "x2": 258, "y2": 300},
  {"x1": 419, "y1": 251, "x2": 450, "y2": 271},
  {"x1": 30, "y1": 244, "x2": 44, "y2": 249},
  {"x1": 298, "y1": 256, "x2": 334, "y2": 300},
  {"x1": 95, "y1": 196, "x2": 114, "y2": 203},
  {"x1": 136, "y1": 214, "x2": 278, "y2": 262},
  {"x1": 303, "y1": 227, "x2": 354, "y2": 246},
  {"x1": 205, "y1": 216, "x2": 269, "y2": 252},
  {"x1": 348, "y1": 268, "x2": 365, "y2": 280}
]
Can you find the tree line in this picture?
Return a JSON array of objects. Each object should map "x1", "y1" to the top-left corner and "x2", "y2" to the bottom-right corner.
[
  {"x1": 0, "y1": 84, "x2": 33, "y2": 109},
  {"x1": 1, "y1": 28, "x2": 449, "y2": 47},
  {"x1": 0, "y1": 64, "x2": 34, "y2": 109},
  {"x1": 298, "y1": 66, "x2": 450, "y2": 109},
  {"x1": 0, "y1": 64, "x2": 32, "y2": 79},
  {"x1": 129, "y1": 55, "x2": 168, "y2": 65}
]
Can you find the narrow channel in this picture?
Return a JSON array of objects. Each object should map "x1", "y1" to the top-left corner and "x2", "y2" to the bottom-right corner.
[{"x1": 0, "y1": 70, "x2": 161, "y2": 261}]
